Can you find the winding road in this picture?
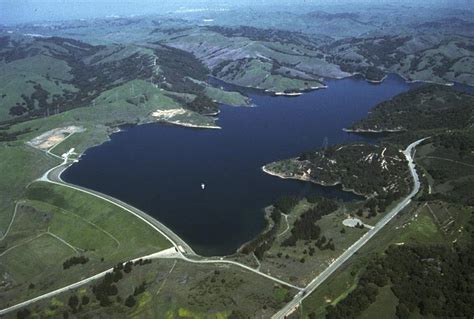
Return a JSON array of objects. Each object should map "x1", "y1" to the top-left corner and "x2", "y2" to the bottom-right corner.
[
  {"x1": 271, "y1": 137, "x2": 428, "y2": 318},
  {"x1": 1, "y1": 138, "x2": 426, "y2": 317},
  {"x1": 0, "y1": 155, "x2": 301, "y2": 316}
]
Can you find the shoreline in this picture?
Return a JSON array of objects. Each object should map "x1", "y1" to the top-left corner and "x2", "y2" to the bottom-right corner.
[
  {"x1": 237, "y1": 207, "x2": 274, "y2": 254},
  {"x1": 261, "y1": 165, "x2": 368, "y2": 199},
  {"x1": 342, "y1": 127, "x2": 405, "y2": 133},
  {"x1": 156, "y1": 119, "x2": 222, "y2": 130},
  {"x1": 45, "y1": 161, "x2": 198, "y2": 256}
]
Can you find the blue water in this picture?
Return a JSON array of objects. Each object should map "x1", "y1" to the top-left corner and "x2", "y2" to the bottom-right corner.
[{"x1": 62, "y1": 74, "x2": 418, "y2": 256}]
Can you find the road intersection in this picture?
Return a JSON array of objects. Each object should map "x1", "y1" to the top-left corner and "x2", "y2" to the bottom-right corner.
[{"x1": 1, "y1": 138, "x2": 427, "y2": 317}]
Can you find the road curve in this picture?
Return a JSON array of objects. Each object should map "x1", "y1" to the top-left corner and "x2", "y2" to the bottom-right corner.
[
  {"x1": 179, "y1": 255, "x2": 303, "y2": 290},
  {"x1": 0, "y1": 159, "x2": 303, "y2": 316},
  {"x1": 42, "y1": 161, "x2": 197, "y2": 256},
  {"x1": 271, "y1": 137, "x2": 428, "y2": 319}
]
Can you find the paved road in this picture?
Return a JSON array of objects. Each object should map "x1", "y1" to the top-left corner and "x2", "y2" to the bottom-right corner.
[
  {"x1": 41, "y1": 161, "x2": 197, "y2": 256},
  {"x1": 0, "y1": 248, "x2": 177, "y2": 316},
  {"x1": 271, "y1": 137, "x2": 428, "y2": 318},
  {"x1": 179, "y1": 255, "x2": 302, "y2": 290},
  {"x1": 1, "y1": 158, "x2": 303, "y2": 316}
]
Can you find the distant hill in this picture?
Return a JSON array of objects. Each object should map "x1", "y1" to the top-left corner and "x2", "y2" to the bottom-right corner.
[
  {"x1": 349, "y1": 85, "x2": 474, "y2": 132},
  {"x1": 0, "y1": 34, "x2": 227, "y2": 125}
]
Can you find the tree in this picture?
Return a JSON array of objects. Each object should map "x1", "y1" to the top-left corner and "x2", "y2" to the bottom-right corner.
[
  {"x1": 68, "y1": 295, "x2": 79, "y2": 311},
  {"x1": 16, "y1": 309, "x2": 31, "y2": 319},
  {"x1": 125, "y1": 295, "x2": 136, "y2": 308},
  {"x1": 124, "y1": 261, "x2": 133, "y2": 274},
  {"x1": 81, "y1": 295, "x2": 90, "y2": 306},
  {"x1": 396, "y1": 303, "x2": 410, "y2": 319}
]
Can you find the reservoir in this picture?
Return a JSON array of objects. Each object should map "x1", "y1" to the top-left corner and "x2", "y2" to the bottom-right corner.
[{"x1": 62, "y1": 74, "x2": 417, "y2": 256}]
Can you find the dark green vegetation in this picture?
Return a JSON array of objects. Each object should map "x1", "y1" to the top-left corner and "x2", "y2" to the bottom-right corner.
[
  {"x1": 350, "y1": 85, "x2": 474, "y2": 132},
  {"x1": 5, "y1": 4, "x2": 473, "y2": 99},
  {"x1": 0, "y1": 4, "x2": 473, "y2": 318},
  {"x1": 282, "y1": 198, "x2": 338, "y2": 247},
  {"x1": 240, "y1": 197, "x2": 340, "y2": 261},
  {"x1": 239, "y1": 208, "x2": 282, "y2": 260},
  {"x1": 0, "y1": 182, "x2": 171, "y2": 307},
  {"x1": 62, "y1": 256, "x2": 89, "y2": 270},
  {"x1": 15, "y1": 259, "x2": 295, "y2": 318},
  {"x1": 324, "y1": 35, "x2": 474, "y2": 83},
  {"x1": 265, "y1": 143, "x2": 410, "y2": 214},
  {"x1": 325, "y1": 237, "x2": 474, "y2": 319},
  {"x1": 300, "y1": 87, "x2": 474, "y2": 318},
  {"x1": 237, "y1": 195, "x2": 367, "y2": 286},
  {"x1": 162, "y1": 27, "x2": 474, "y2": 88},
  {"x1": 0, "y1": 34, "x2": 229, "y2": 126}
]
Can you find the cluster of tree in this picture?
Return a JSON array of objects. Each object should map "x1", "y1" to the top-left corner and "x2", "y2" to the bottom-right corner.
[
  {"x1": 274, "y1": 195, "x2": 300, "y2": 214},
  {"x1": 153, "y1": 44, "x2": 209, "y2": 91},
  {"x1": 240, "y1": 208, "x2": 281, "y2": 259},
  {"x1": 306, "y1": 194, "x2": 324, "y2": 204},
  {"x1": 205, "y1": 25, "x2": 321, "y2": 49},
  {"x1": 67, "y1": 294, "x2": 86, "y2": 313},
  {"x1": 351, "y1": 84, "x2": 474, "y2": 131},
  {"x1": 362, "y1": 191, "x2": 401, "y2": 218},
  {"x1": 0, "y1": 127, "x2": 32, "y2": 142},
  {"x1": 186, "y1": 93, "x2": 219, "y2": 115},
  {"x1": 322, "y1": 216, "x2": 474, "y2": 319},
  {"x1": 296, "y1": 143, "x2": 409, "y2": 199},
  {"x1": 16, "y1": 309, "x2": 31, "y2": 319},
  {"x1": 2, "y1": 35, "x2": 220, "y2": 126},
  {"x1": 420, "y1": 178, "x2": 474, "y2": 206},
  {"x1": 133, "y1": 258, "x2": 152, "y2": 266},
  {"x1": 0, "y1": 36, "x2": 37, "y2": 63},
  {"x1": 124, "y1": 281, "x2": 147, "y2": 308},
  {"x1": 63, "y1": 256, "x2": 89, "y2": 269},
  {"x1": 315, "y1": 236, "x2": 335, "y2": 251},
  {"x1": 431, "y1": 132, "x2": 474, "y2": 159},
  {"x1": 326, "y1": 36, "x2": 410, "y2": 82},
  {"x1": 91, "y1": 264, "x2": 125, "y2": 307},
  {"x1": 282, "y1": 198, "x2": 338, "y2": 246},
  {"x1": 212, "y1": 58, "x2": 250, "y2": 80}
]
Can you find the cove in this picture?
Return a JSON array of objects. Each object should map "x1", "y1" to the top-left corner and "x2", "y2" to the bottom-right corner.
[{"x1": 62, "y1": 74, "x2": 418, "y2": 256}]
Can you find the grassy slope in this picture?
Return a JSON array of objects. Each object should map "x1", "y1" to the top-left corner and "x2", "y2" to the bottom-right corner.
[
  {"x1": 254, "y1": 199, "x2": 367, "y2": 286},
  {"x1": 1, "y1": 181, "x2": 171, "y2": 306},
  {"x1": 0, "y1": 144, "x2": 58, "y2": 231},
  {"x1": 301, "y1": 136, "x2": 473, "y2": 318},
  {"x1": 300, "y1": 200, "x2": 443, "y2": 317},
  {"x1": 0, "y1": 80, "x2": 185, "y2": 307},
  {"x1": 204, "y1": 86, "x2": 250, "y2": 106},
  {"x1": 0, "y1": 54, "x2": 77, "y2": 120},
  {"x1": 24, "y1": 259, "x2": 295, "y2": 318}
]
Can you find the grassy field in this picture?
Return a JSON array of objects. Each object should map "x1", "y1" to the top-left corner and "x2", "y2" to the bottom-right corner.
[
  {"x1": 358, "y1": 285, "x2": 398, "y2": 319},
  {"x1": 0, "y1": 73, "x2": 246, "y2": 313},
  {"x1": 0, "y1": 144, "x2": 58, "y2": 232},
  {"x1": 204, "y1": 86, "x2": 250, "y2": 106},
  {"x1": 1, "y1": 182, "x2": 171, "y2": 307},
  {"x1": 246, "y1": 199, "x2": 367, "y2": 286},
  {"x1": 300, "y1": 199, "x2": 443, "y2": 317},
  {"x1": 1, "y1": 80, "x2": 169, "y2": 231},
  {"x1": 21, "y1": 259, "x2": 296, "y2": 319},
  {"x1": 0, "y1": 84, "x2": 180, "y2": 306},
  {"x1": 0, "y1": 53, "x2": 76, "y2": 120}
]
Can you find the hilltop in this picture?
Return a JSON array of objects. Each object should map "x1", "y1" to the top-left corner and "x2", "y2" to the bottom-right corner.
[{"x1": 0, "y1": 33, "x2": 250, "y2": 129}]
